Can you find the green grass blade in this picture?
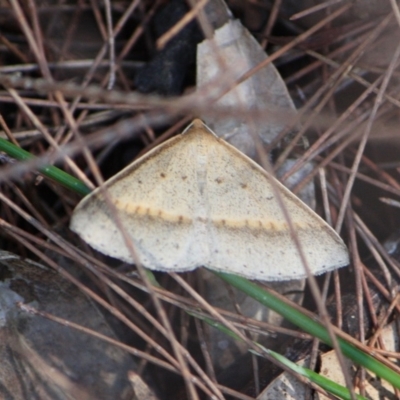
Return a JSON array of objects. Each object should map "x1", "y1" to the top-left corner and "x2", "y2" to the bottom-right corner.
[
  {"x1": 213, "y1": 271, "x2": 400, "y2": 389},
  {"x1": 264, "y1": 348, "x2": 367, "y2": 400},
  {"x1": 0, "y1": 137, "x2": 90, "y2": 196},
  {"x1": 195, "y1": 313, "x2": 368, "y2": 400}
]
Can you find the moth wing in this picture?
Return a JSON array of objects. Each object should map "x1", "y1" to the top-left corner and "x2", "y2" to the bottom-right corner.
[
  {"x1": 204, "y1": 139, "x2": 349, "y2": 280},
  {"x1": 71, "y1": 131, "x2": 205, "y2": 271}
]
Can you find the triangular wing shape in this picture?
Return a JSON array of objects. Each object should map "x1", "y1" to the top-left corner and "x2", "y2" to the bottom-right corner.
[
  {"x1": 71, "y1": 123, "x2": 205, "y2": 271},
  {"x1": 201, "y1": 132, "x2": 349, "y2": 280},
  {"x1": 70, "y1": 119, "x2": 349, "y2": 280}
]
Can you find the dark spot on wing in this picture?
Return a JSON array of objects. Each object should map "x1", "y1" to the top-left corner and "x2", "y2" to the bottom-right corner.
[
  {"x1": 160, "y1": 173, "x2": 166, "y2": 178},
  {"x1": 215, "y1": 178, "x2": 223, "y2": 184}
]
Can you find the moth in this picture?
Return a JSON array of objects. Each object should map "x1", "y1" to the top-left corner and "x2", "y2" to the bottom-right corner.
[{"x1": 71, "y1": 119, "x2": 349, "y2": 280}]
